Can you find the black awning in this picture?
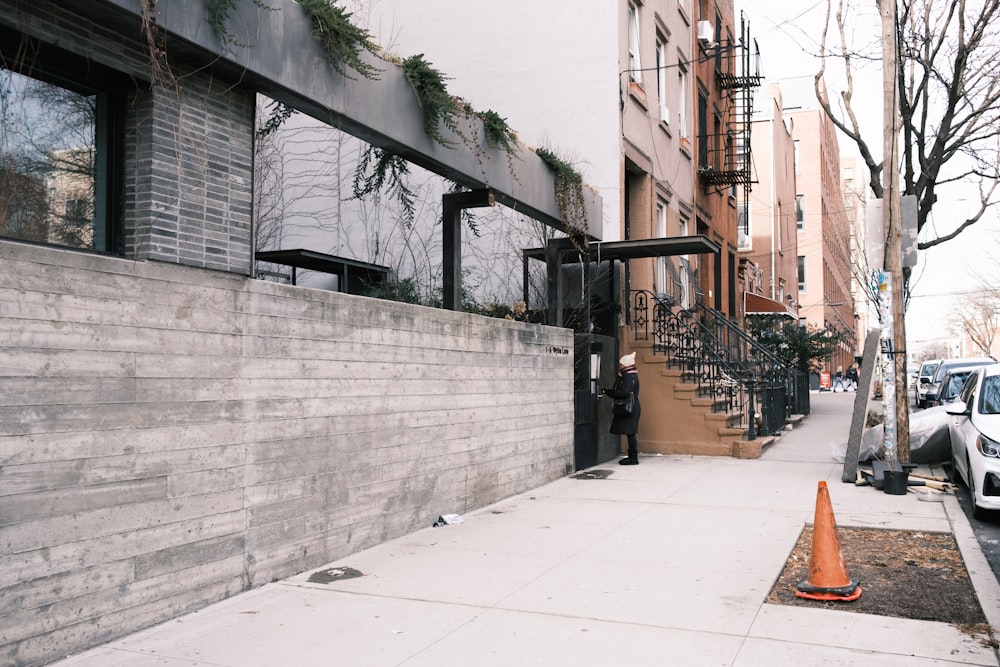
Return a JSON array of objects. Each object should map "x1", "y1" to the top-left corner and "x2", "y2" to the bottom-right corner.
[{"x1": 523, "y1": 235, "x2": 720, "y2": 262}]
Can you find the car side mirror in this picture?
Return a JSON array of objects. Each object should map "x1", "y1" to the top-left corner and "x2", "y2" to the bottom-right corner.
[
  {"x1": 919, "y1": 377, "x2": 931, "y2": 384},
  {"x1": 945, "y1": 401, "x2": 970, "y2": 416}
]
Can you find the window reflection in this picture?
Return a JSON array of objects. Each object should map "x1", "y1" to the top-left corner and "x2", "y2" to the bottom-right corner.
[{"x1": 0, "y1": 68, "x2": 99, "y2": 250}]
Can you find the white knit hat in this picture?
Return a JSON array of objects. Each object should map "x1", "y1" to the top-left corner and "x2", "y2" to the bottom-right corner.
[{"x1": 619, "y1": 352, "x2": 636, "y2": 366}]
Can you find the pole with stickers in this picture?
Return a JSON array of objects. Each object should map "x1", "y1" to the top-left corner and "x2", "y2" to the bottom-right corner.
[{"x1": 877, "y1": 271, "x2": 897, "y2": 471}]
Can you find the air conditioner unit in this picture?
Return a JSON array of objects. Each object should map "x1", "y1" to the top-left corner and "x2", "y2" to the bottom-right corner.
[{"x1": 697, "y1": 20, "x2": 715, "y2": 47}]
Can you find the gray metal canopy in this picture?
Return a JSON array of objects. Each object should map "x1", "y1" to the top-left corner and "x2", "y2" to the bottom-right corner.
[
  {"x1": 523, "y1": 235, "x2": 721, "y2": 328},
  {"x1": 522, "y1": 235, "x2": 721, "y2": 262}
]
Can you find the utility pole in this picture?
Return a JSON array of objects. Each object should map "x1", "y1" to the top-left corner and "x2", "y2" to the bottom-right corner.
[{"x1": 881, "y1": 0, "x2": 909, "y2": 464}]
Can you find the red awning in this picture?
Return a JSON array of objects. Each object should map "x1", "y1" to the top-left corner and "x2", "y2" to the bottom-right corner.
[{"x1": 744, "y1": 292, "x2": 798, "y2": 318}]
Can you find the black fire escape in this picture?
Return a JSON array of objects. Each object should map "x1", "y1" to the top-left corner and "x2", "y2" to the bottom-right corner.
[{"x1": 698, "y1": 13, "x2": 762, "y2": 228}]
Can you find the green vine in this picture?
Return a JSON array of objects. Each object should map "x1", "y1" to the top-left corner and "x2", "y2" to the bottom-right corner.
[
  {"x1": 298, "y1": 0, "x2": 382, "y2": 80},
  {"x1": 476, "y1": 110, "x2": 518, "y2": 154},
  {"x1": 207, "y1": 0, "x2": 276, "y2": 47},
  {"x1": 352, "y1": 146, "x2": 416, "y2": 227},
  {"x1": 402, "y1": 54, "x2": 461, "y2": 148},
  {"x1": 256, "y1": 99, "x2": 295, "y2": 139},
  {"x1": 535, "y1": 147, "x2": 588, "y2": 241}
]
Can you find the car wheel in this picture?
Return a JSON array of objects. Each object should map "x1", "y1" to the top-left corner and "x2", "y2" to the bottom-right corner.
[{"x1": 967, "y1": 454, "x2": 988, "y2": 521}]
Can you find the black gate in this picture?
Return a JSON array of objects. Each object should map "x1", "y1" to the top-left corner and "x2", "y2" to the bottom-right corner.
[{"x1": 573, "y1": 333, "x2": 619, "y2": 470}]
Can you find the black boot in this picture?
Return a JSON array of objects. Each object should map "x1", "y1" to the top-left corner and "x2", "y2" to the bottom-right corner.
[{"x1": 619, "y1": 444, "x2": 638, "y2": 465}]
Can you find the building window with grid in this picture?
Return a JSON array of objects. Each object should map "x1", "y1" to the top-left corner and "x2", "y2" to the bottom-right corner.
[
  {"x1": 796, "y1": 194, "x2": 804, "y2": 230},
  {"x1": 797, "y1": 255, "x2": 806, "y2": 291}
]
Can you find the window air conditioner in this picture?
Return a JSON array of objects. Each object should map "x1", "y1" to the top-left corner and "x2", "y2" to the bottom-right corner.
[{"x1": 697, "y1": 21, "x2": 715, "y2": 48}]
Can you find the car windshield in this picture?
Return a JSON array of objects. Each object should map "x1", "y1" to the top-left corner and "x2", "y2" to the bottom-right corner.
[
  {"x1": 982, "y1": 376, "x2": 1000, "y2": 415},
  {"x1": 920, "y1": 363, "x2": 938, "y2": 376},
  {"x1": 934, "y1": 360, "x2": 991, "y2": 383}
]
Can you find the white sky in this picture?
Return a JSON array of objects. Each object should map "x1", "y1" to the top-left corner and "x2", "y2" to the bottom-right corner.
[{"x1": 736, "y1": 0, "x2": 1000, "y2": 357}]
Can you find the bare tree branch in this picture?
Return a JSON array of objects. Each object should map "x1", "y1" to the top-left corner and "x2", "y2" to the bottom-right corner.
[{"x1": 820, "y1": 0, "x2": 1000, "y2": 250}]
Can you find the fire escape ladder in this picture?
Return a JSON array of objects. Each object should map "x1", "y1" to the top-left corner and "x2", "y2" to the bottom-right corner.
[{"x1": 698, "y1": 13, "x2": 762, "y2": 203}]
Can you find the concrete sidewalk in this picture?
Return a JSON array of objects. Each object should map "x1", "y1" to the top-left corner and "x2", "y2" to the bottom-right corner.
[{"x1": 55, "y1": 393, "x2": 1000, "y2": 666}]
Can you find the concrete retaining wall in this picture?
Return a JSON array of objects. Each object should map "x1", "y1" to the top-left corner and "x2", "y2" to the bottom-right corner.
[{"x1": 0, "y1": 241, "x2": 574, "y2": 667}]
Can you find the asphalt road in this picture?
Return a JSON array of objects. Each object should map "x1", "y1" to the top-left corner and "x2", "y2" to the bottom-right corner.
[
  {"x1": 951, "y1": 482, "x2": 1000, "y2": 583},
  {"x1": 907, "y1": 383, "x2": 1000, "y2": 585}
]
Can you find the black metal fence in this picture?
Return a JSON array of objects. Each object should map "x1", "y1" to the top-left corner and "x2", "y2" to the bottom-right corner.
[{"x1": 631, "y1": 290, "x2": 807, "y2": 439}]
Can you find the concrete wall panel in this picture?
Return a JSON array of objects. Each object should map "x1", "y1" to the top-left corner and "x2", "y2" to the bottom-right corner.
[{"x1": 0, "y1": 240, "x2": 573, "y2": 666}]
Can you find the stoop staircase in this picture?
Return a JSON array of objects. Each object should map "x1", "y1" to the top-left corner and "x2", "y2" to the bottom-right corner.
[{"x1": 628, "y1": 290, "x2": 796, "y2": 458}]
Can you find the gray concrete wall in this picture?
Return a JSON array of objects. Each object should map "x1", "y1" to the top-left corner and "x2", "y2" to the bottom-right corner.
[{"x1": 0, "y1": 241, "x2": 575, "y2": 667}]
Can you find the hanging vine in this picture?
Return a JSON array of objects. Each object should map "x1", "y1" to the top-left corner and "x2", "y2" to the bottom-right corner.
[
  {"x1": 476, "y1": 109, "x2": 518, "y2": 154},
  {"x1": 256, "y1": 98, "x2": 295, "y2": 139},
  {"x1": 207, "y1": 0, "x2": 276, "y2": 48},
  {"x1": 140, "y1": 0, "x2": 178, "y2": 89},
  {"x1": 297, "y1": 0, "x2": 383, "y2": 80},
  {"x1": 401, "y1": 54, "x2": 461, "y2": 148},
  {"x1": 352, "y1": 146, "x2": 416, "y2": 228},
  {"x1": 535, "y1": 147, "x2": 589, "y2": 244}
]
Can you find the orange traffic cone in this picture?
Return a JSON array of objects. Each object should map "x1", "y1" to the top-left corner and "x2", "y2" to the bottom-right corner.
[{"x1": 795, "y1": 481, "x2": 862, "y2": 602}]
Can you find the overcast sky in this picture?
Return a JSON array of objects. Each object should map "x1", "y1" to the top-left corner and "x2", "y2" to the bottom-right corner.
[{"x1": 736, "y1": 0, "x2": 1000, "y2": 356}]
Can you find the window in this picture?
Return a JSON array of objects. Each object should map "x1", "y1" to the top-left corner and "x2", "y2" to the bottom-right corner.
[
  {"x1": 737, "y1": 201, "x2": 750, "y2": 250},
  {"x1": 797, "y1": 256, "x2": 806, "y2": 291},
  {"x1": 678, "y1": 66, "x2": 689, "y2": 139},
  {"x1": 981, "y1": 375, "x2": 1000, "y2": 414},
  {"x1": 697, "y1": 90, "x2": 708, "y2": 165},
  {"x1": 628, "y1": 3, "x2": 642, "y2": 84},
  {"x1": 679, "y1": 217, "x2": 690, "y2": 309},
  {"x1": 656, "y1": 39, "x2": 669, "y2": 123},
  {"x1": 793, "y1": 139, "x2": 801, "y2": 174},
  {"x1": 714, "y1": 14, "x2": 723, "y2": 73},
  {"x1": 0, "y1": 39, "x2": 123, "y2": 253},
  {"x1": 655, "y1": 201, "x2": 668, "y2": 295},
  {"x1": 796, "y1": 194, "x2": 804, "y2": 230}
]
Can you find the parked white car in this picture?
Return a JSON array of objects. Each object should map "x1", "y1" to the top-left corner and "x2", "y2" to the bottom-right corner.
[
  {"x1": 947, "y1": 363, "x2": 1000, "y2": 519},
  {"x1": 915, "y1": 358, "x2": 942, "y2": 408}
]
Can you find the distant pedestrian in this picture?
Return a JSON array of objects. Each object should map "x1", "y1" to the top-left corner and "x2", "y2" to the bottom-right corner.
[
  {"x1": 604, "y1": 352, "x2": 641, "y2": 465},
  {"x1": 846, "y1": 364, "x2": 859, "y2": 391},
  {"x1": 832, "y1": 365, "x2": 846, "y2": 392}
]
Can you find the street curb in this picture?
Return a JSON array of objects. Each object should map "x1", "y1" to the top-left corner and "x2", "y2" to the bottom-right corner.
[{"x1": 943, "y1": 490, "x2": 1000, "y2": 647}]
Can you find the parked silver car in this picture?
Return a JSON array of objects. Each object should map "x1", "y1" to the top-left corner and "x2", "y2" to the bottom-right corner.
[
  {"x1": 926, "y1": 366, "x2": 982, "y2": 408},
  {"x1": 920, "y1": 357, "x2": 995, "y2": 409}
]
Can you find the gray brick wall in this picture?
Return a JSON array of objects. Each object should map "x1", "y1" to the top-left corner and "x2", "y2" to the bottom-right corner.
[
  {"x1": 123, "y1": 74, "x2": 255, "y2": 273},
  {"x1": 0, "y1": 240, "x2": 574, "y2": 667}
]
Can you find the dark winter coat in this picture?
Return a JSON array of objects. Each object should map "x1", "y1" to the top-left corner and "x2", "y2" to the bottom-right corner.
[{"x1": 606, "y1": 370, "x2": 641, "y2": 435}]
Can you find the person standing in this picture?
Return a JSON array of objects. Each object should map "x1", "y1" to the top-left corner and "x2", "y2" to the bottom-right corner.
[
  {"x1": 832, "y1": 365, "x2": 846, "y2": 392},
  {"x1": 604, "y1": 352, "x2": 641, "y2": 465}
]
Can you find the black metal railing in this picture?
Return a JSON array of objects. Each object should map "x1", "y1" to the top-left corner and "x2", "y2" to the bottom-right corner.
[{"x1": 631, "y1": 290, "x2": 805, "y2": 439}]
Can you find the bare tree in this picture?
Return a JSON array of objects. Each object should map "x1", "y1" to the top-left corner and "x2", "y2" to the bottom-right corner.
[
  {"x1": 815, "y1": 0, "x2": 1000, "y2": 250},
  {"x1": 952, "y1": 288, "x2": 1000, "y2": 357}
]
